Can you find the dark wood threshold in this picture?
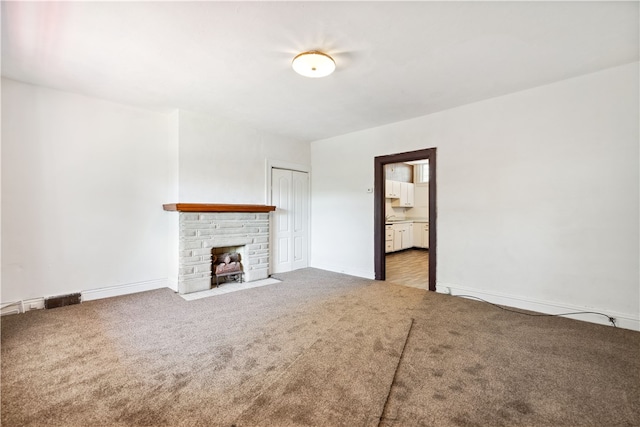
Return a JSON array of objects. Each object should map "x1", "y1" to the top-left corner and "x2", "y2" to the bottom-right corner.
[{"x1": 163, "y1": 203, "x2": 276, "y2": 213}]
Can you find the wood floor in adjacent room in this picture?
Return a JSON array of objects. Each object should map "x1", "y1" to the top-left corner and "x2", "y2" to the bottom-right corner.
[{"x1": 385, "y1": 248, "x2": 429, "y2": 289}]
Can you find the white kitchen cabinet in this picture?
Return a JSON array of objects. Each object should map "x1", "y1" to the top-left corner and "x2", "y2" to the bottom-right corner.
[
  {"x1": 385, "y1": 180, "x2": 401, "y2": 199},
  {"x1": 406, "y1": 182, "x2": 415, "y2": 207},
  {"x1": 385, "y1": 225, "x2": 394, "y2": 253},
  {"x1": 412, "y1": 222, "x2": 429, "y2": 249},
  {"x1": 422, "y1": 223, "x2": 429, "y2": 249},
  {"x1": 392, "y1": 223, "x2": 413, "y2": 251},
  {"x1": 391, "y1": 182, "x2": 414, "y2": 208},
  {"x1": 393, "y1": 226, "x2": 402, "y2": 251},
  {"x1": 413, "y1": 224, "x2": 422, "y2": 248}
]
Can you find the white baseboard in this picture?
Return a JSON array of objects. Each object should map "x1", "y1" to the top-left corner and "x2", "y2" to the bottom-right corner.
[
  {"x1": 2, "y1": 279, "x2": 172, "y2": 316},
  {"x1": 437, "y1": 282, "x2": 639, "y2": 331},
  {"x1": 166, "y1": 278, "x2": 179, "y2": 292},
  {"x1": 81, "y1": 279, "x2": 170, "y2": 302},
  {"x1": 308, "y1": 261, "x2": 376, "y2": 280}
]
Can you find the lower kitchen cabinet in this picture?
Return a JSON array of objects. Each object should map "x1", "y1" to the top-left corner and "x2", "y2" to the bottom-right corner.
[
  {"x1": 392, "y1": 223, "x2": 413, "y2": 251},
  {"x1": 422, "y1": 224, "x2": 429, "y2": 249},
  {"x1": 385, "y1": 225, "x2": 394, "y2": 253},
  {"x1": 387, "y1": 221, "x2": 427, "y2": 253},
  {"x1": 412, "y1": 222, "x2": 429, "y2": 249}
]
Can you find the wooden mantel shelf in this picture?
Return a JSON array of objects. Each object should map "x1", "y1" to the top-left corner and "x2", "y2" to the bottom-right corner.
[{"x1": 163, "y1": 203, "x2": 276, "y2": 213}]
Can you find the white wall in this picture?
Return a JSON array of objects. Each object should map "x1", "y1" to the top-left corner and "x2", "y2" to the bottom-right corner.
[
  {"x1": 1, "y1": 78, "x2": 177, "y2": 303},
  {"x1": 0, "y1": 81, "x2": 309, "y2": 306},
  {"x1": 310, "y1": 62, "x2": 639, "y2": 328},
  {"x1": 166, "y1": 110, "x2": 180, "y2": 291},
  {"x1": 177, "y1": 110, "x2": 310, "y2": 203},
  {"x1": 169, "y1": 109, "x2": 310, "y2": 287}
]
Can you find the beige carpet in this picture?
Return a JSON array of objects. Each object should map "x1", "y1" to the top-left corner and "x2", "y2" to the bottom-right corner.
[{"x1": 2, "y1": 268, "x2": 639, "y2": 426}]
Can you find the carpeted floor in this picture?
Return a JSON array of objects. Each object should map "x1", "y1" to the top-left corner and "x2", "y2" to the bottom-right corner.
[{"x1": 2, "y1": 268, "x2": 639, "y2": 426}]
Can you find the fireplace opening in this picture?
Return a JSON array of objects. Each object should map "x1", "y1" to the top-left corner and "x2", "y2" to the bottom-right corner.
[{"x1": 211, "y1": 246, "x2": 245, "y2": 287}]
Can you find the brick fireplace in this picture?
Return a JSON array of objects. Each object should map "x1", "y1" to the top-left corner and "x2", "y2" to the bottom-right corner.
[{"x1": 164, "y1": 204, "x2": 276, "y2": 294}]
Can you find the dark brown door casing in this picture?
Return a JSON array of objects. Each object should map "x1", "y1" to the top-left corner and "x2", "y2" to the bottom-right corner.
[{"x1": 374, "y1": 148, "x2": 437, "y2": 291}]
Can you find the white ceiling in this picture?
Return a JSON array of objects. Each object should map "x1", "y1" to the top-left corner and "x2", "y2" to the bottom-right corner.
[{"x1": 2, "y1": 1, "x2": 638, "y2": 142}]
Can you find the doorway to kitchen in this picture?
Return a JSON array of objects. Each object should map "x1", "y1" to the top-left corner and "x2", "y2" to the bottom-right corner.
[{"x1": 374, "y1": 148, "x2": 436, "y2": 291}]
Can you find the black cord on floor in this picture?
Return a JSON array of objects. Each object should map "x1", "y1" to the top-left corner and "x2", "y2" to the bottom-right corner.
[{"x1": 453, "y1": 294, "x2": 617, "y2": 327}]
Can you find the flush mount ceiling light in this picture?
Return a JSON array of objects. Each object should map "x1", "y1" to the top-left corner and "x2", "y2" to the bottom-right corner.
[{"x1": 292, "y1": 51, "x2": 335, "y2": 78}]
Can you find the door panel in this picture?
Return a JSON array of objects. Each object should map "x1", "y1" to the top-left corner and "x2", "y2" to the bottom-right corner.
[
  {"x1": 292, "y1": 171, "x2": 308, "y2": 270},
  {"x1": 272, "y1": 168, "x2": 309, "y2": 273},
  {"x1": 272, "y1": 169, "x2": 292, "y2": 273},
  {"x1": 293, "y1": 236, "x2": 304, "y2": 261},
  {"x1": 277, "y1": 238, "x2": 289, "y2": 263}
]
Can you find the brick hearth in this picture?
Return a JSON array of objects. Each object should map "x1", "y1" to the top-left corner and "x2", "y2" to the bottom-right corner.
[{"x1": 164, "y1": 204, "x2": 276, "y2": 294}]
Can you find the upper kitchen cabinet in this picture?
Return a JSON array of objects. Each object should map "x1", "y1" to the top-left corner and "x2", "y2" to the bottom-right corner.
[
  {"x1": 385, "y1": 180, "x2": 402, "y2": 199},
  {"x1": 392, "y1": 182, "x2": 414, "y2": 208}
]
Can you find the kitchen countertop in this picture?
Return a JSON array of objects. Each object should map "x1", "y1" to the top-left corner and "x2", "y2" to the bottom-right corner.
[{"x1": 385, "y1": 217, "x2": 429, "y2": 225}]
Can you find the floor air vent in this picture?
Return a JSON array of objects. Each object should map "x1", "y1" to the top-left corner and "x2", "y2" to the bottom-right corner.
[{"x1": 44, "y1": 293, "x2": 81, "y2": 309}]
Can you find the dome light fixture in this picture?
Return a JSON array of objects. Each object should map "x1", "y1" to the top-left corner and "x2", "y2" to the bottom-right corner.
[{"x1": 292, "y1": 51, "x2": 335, "y2": 78}]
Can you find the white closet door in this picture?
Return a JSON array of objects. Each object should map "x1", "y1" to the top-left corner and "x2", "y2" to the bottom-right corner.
[
  {"x1": 272, "y1": 169, "x2": 309, "y2": 273},
  {"x1": 291, "y1": 171, "x2": 309, "y2": 270}
]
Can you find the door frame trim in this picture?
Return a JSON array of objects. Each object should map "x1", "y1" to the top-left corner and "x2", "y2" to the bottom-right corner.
[
  {"x1": 374, "y1": 148, "x2": 437, "y2": 291},
  {"x1": 265, "y1": 159, "x2": 310, "y2": 205}
]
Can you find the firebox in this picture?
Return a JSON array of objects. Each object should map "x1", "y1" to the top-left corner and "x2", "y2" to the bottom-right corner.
[{"x1": 211, "y1": 249, "x2": 244, "y2": 287}]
